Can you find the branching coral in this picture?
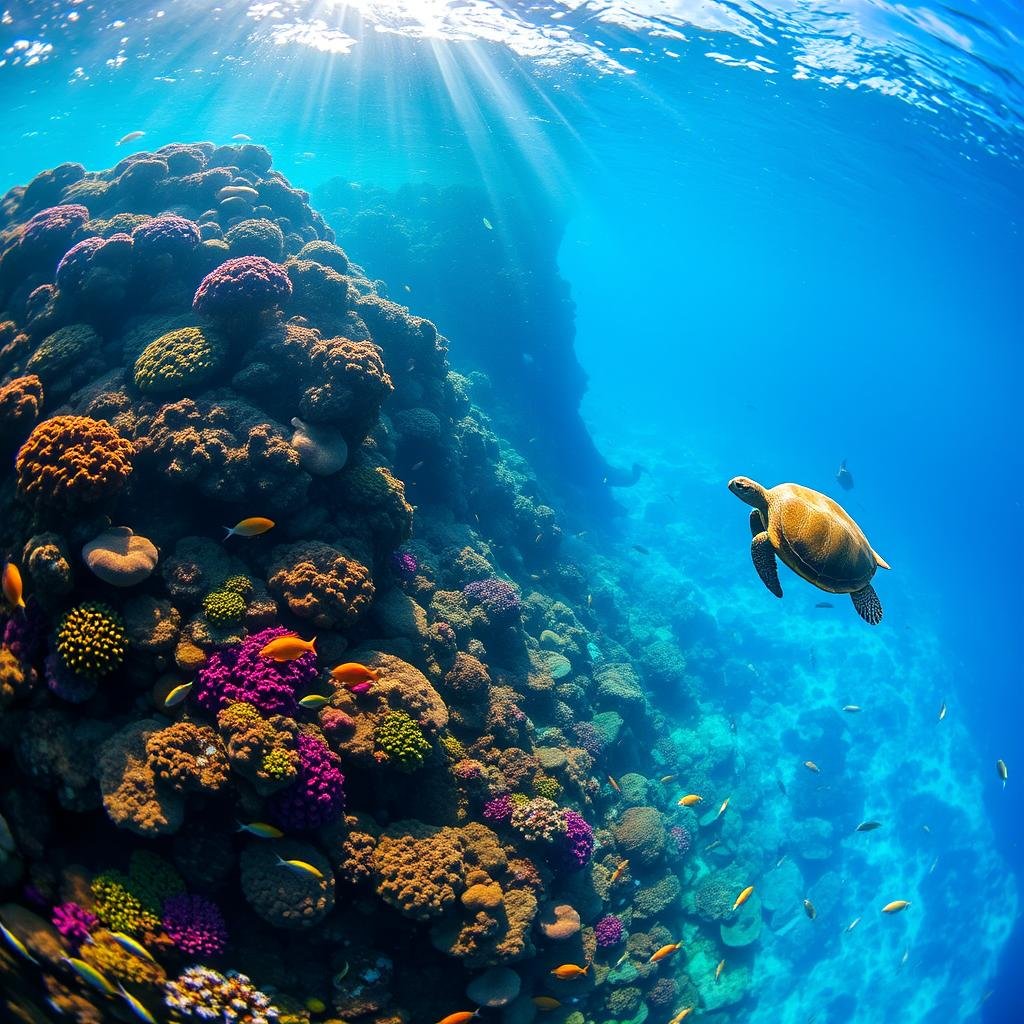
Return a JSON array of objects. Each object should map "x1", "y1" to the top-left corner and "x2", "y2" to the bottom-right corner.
[{"x1": 267, "y1": 732, "x2": 345, "y2": 830}]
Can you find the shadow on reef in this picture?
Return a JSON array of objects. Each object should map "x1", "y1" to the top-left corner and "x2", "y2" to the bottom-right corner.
[
  {"x1": 0, "y1": 143, "x2": 752, "y2": 1024},
  {"x1": 313, "y1": 179, "x2": 642, "y2": 508}
]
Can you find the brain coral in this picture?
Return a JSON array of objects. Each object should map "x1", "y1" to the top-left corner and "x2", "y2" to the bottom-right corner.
[
  {"x1": 193, "y1": 255, "x2": 292, "y2": 320},
  {"x1": 16, "y1": 415, "x2": 133, "y2": 510},
  {"x1": 240, "y1": 840, "x2": 334, "y2": 929},
  {"x1": 0, "y1": 374, "x2": 43, "y2": 444},
  {"x1": 56, "y1": 601, "x2": 128, "y2": 678},
  {"x1": 267, "y1": 541, "x2": 374, "y2": 629},
  {"x1": 133, "y1": 326, "x2": 225, "y2": 396}
]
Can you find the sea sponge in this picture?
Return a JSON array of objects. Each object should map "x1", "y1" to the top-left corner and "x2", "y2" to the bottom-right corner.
[
  {"x1": 239, "y1": 840, "x2": 334, "y2": 929},
  {"x1": 289, "y1": 416, "x2": 348, "y2": 476},
  {"x1": 145, "y1": 721, "x2": 229, "y2": 794},
  {"x1": 55, "y1": 601, "x2": 128, "y2": 678},
  {"x1": 374, "y1": 709, "x2": 431, "y2": 770},
  {"x1": 267, "y1": 541, "x2": 374, "y2": 630},
  {"x1": 202, "y1": 587, "x2": 247, "y2": 625},
  {"x1": 267, "y1": 732, "x2": 345, "y2": 831},
  {"x1": 81, "y1": 526, "x2": 158, "y2": 587},
  {"x1": 15, "y1": 414, "x2": 133, "y2": 510},
  {"x1": 193, "y1": 255, "x2": 292, "y2": 320},
  {"x1": 612, "y1": 806, "x2": 666, "y2": 867},
  {"x1": 225, "y1": 218, "x2": 285, "y2": 261},
  {"x1": 133, "y1": 326, "x2": 225, "y2": 396}
]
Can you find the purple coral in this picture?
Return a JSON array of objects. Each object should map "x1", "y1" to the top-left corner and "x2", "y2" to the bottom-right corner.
[
  {"x1": 193, "y1": 255, "x2": 292, "y2": 319},
  {"x1": 3, "y1": 601, "x2": 45, "y2": 664},
  {"x1": 52, "y1": 901, "x2": 97, "y2": 948},
  {"x1": 561, "y1": 809, "x2": 595, "y2": 870},
  {"x1": 131, "y1": 215, "x2": 201, "y2": 261},
  {"x1": 21, "y1": 204, "x2": 89, "y2": 265},
  {"x1": 594, "y1": 914, "x2": 624, "y2": 948},
  {"x1": 669, "y1": 824, "x2": 691, "y2": 855},
  {"x1": 162, "y1": 894, "x2": 228, "y2": 956},
  {"x1": 572, "y1": 721, "x2": 605, "y2": 758},
  {"x1": 482, "y1": 793, "x2": 514, "y2": 823},
  {"x1": 193, "y1": 626, "x2": 317, "y2": 716},
  {"x1": 462, "y1": 577, "x2": 521, "y2": 626},
  {"x1": 390, "y1": 550, "x2": 418, "y2": 579},
  {"x1": 268, "y1": 733, "x2": 345, "y2": 831}
]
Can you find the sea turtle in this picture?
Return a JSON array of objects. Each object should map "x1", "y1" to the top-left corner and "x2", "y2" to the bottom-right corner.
[{"x1": 728, "y1": 476, "x2": 890, "y2": 624}]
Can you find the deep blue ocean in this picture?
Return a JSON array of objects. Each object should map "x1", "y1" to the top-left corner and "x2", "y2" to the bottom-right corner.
[{"x1": 0, "y1": 1, "x2": 1022, "y2": 1022}]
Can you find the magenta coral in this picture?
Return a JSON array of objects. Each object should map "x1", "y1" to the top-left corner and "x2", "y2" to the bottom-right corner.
[
  {"x1": 193, "y1": 626, "x2": 317, "y2": 716},
  {"x1": 463, "y1": 577, "x2": 521, "y2": 625},
  {"x1": 594, "y1": 914, "x2": 624, "y2": 948},
  {"x1": 572, "y1": 721, "x2": 605, "y2": 758},
  {"x1": 162, "y1": 893, "x2": 228, "y2": 956},
  {"x1": 22, "y1": 204, "x2": 89, "y2": 264},
  {"x1": 44, "y1": 650, "x2": 98, "y2": 703},
  {"x1": 561, "y1": 809, "x2": 594, "y2": 870},
  {"x1": 482, "y1": 794, "x2": 514, "y2": 823},
  {"x1": 268, "y1": 733, "x2": 345, "y2": 831},
  {"x1": 52, "y1": 901, "x2": 97, "y2": 948},
  {"x1": 193, "y1": 255, "x2": 292, "y2": 319},
  {"x1": 131, "y1": 215, "x2": 201, "y2": 261},
  {"x1": 390, "y1": 550, "x2": 418, "y2": 579}
]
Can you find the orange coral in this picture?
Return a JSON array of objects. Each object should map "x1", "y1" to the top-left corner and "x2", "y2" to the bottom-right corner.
[
  {"x1": 0, "y1": 373, "x2": 43, "y2": 445},
  {"x1": 216, "y1": 701, "x2": 300, "y2": 792},
  {"x1": 267, "y1": 541, "x2": 374, "y2": 629},
  {"x1": 145, "y1": 721, "x2": 229, "y2": 794},
  {"x1": 15, "y1": 414, "x2": 133, "y2": 510}
]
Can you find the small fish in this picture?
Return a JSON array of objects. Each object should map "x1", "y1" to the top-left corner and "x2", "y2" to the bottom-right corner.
[
  {"x1": 846, "y1": 916, "x2": 861, "y2": 933},
  {"x1": 609, "y1": 859, "x2": 629, "y2": 885},
  {"x1": 334, "y1": 962, "x2": 350, "y2": 984},
  {"x1": 550, "y1": 963, "x2": 589, "y2": 979},
  {"x1": 921, "y1": 824, "x2": 931, "y2": 833},
  {"x1": 404, "y1": 284, "x2": 412, "y2": 293},
  {"x1": 436, "y1": 1013, "x2": 479, "y2": 1024},
  {"x1": 856, "y1": 821, "x2": 882, "y2": 832},
  {"x1": 997, "y1": 759, "x2": 1008, "y2": 787},
  {"x1": 64, "y1": 957, "x2": 116, "y2": 995},
  {"x1": 576, "y1": 531, "x2": 588, "y2": 539},
  {"x1": 776, "y1": 854, "x2": 787, "y2": 867},
  {"x1": 299, "y1": 694, "x2": 329, "y2": 709},
  {"x1": 331, "y1": 662, "x2": 380, "y2": 684},
  {"x1": 648, "y1": 942, "x2": 681, "y2": 964},
  {"x1": 843, "y1": 705, "x2": 861, "y2": 713},
  {"x1": 1, "y1": 920, "x2": 37, "y2": 963},
  {"x1": 534, "y1": 534, "x2": 543, "y2": 544},
  {"x1": 117, "y1": 984, "x2": 157, "y2": 1023},
  {"x1": 237, "y1": 821, "x2": 284, "y2": 839},
  {"x1": 668, "y1": 1009, "x2": 694, "y2": 1024},
  {"x1": 276, "y1": 855, "x2": 324, "y2": 880},
  {"x1": 533, "y1": 998, "x2": 562, "y2": 1011},
  {"x1": 223, "y1": 517, "x2": 275, "y2": 540},
  {"x1": 163, "y1": 682, "x2": 193, "y2": 708},
  {"x1": 660, "y1": 774, "x2": 676, "y2": 784},
  {"x1": 732, "y1": 885, "x2": 754, "y2": 911},
  {"x1": 260, "y1": 635, "x2": 316, "y2": 661},
  {"x1": 482, "y1": 217, "x2": 493, "y2": 230},
  {"x1": 704, "y1": 839, "x2": 721, "y2": 852},
  {"x1": 715, "y1": 959, "x2": 726, "y2": 982},
  {"x1": 803, "y1": 899, "x2": 817, "y2": 919},
  {"x1": 929, "y1": 856, "x2": 939, "y2": 875},
  {"x1": 804, "y1": 761, "x2": 821, "y2": 774},
  {"x1": 2, "y1": 562, "x2": 25, "y2": 609},
  {"x1": 938, "y1": 701, "x2": 947, "y2": 721},
  {"x1": 678, "y1": 794, "x2": 702, "y2": 807},
  {"x1": 900, "y1": 948, "x2": 909, "y2": 968},
  {"x1": 633, "y1": 544, "x2": 650, "y2": 555},
  {"x1": 614, "y1": 951, "x2": 630, "y2": 967},
  {"x1": 608, "y1": 775, "x2": 622, "y2": 794},
  {"x1": 349, "y1": 680, "x2": 373, "y2": 695},
  {"x1": 776, "y1": 778, "x2": 787, "y2": 795},
  {"x1": 107, "y1": 932, "x2": 154, "y2": 961},
  {"x1": 815, "y1": 601, "x2": 835, "y2": 609},
  {"x1": 835, "y1": 458, "x2": 854, "y2": 490},
  {"x1": 410, "y1": 460, "x2": 425, "y2": 471},
  {"x1": 232, "y1": 132, "x2": 252, "y2": 141},
  {"x1": 116, "y1": 130, "x2": 145, "y2": 146},
  {"x1": 716, "y1": 796, "x2": 730, "y2": 819},
  {"x1": 882, "y1": 900, "x2": 911, "y2": 914}
]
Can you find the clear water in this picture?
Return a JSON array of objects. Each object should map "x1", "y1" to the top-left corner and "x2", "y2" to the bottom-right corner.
[{"x1": 1, "y1": 1, "x2": 1022, "y2": 1022}]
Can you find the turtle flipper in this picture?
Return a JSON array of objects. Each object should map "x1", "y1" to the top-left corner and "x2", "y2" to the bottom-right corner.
[
  {"x1": 751, "y1": 533, "x2": 783, "y2": 598},
  {"x1": 749, "y1": 509, "x2": 766, "y2": 537},
  {"x1": 851, "y1": 585, "x2": 882, "y2": 625}
]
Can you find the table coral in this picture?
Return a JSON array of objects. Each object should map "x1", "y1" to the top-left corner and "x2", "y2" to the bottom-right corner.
[{"x1": 267, "y1": 540, "x2": 374, "y2": 629}]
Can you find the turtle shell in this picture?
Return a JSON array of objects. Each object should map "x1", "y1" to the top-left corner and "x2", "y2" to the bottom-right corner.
[{"x1": 766, "y1": 483, "x2": 877, "y2": 594}]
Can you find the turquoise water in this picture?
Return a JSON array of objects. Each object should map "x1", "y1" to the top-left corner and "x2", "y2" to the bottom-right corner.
[{"x1": 0, "y1": 2, "x2": 1021, "y2": 1023}]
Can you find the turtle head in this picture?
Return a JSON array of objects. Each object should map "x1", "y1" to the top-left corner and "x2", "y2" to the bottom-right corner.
[{"x1": 728, "y1": 476, "x2": 767, "y2": 511}]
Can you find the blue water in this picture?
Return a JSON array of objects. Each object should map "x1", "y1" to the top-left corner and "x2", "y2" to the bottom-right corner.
[{"x1": 2, "y1": 0, "x2": 1022, "y2": 1021}]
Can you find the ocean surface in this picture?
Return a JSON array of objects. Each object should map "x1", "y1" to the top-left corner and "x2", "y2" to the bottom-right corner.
[{"x1": 0, "y1": 2, "x2": 1022, "y2": 1023}]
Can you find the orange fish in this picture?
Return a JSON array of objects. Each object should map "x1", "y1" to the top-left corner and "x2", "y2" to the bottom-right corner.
[
  {"x1": 678, "y1": 794, "x2": 703, "y2": 807},
  {"x1": 609, "y1": 859, "x2": 629, "y2": 885},
  {"x1": 648, "y1": 942, "x2": 681, "y2": 964},
  {"x1": 259, "y1": 635, "x2": 316, "y2": 661},
  {"x1": 550, "y1": 963, "x2": 589, "y2": 979},
  {"x1": 436, "y1": 1013, "x2": 479, "y2": 1024},
  {"x1": 331, "y1": 662, "x2": 380, "y2": 684},
  {"x1": 732, "y1": 885, "x2": 754, "y2": 911},
  {"x1": 223, "y1": 517, "x2": 275, "y2": 539},
  {"x1": 532, "y1": 998, "x2": 561, "y2": 1010},
  {"x1": 715, "y1": 959, "x2": 726, "y2": 982},
  {"x1": 804, "y1": 761, "x2": 821, "y2": 773},
  {"x1": 882, "y1": 900, "x2": 911, "y2": 914},
  {"x1": 608, "y1": 775, "x2": 622, "y2": 794},
  {"x1": 2, "y1": 562, "x2": 24, "y2": 610}
]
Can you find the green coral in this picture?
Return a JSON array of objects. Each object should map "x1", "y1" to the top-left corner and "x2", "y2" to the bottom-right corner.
[
  {"x1": 260, "y1": 746, "x2": 298, "y2": 781},
  {"x1": 222, "y1": 574, "x2": 254, "y2": 596},
  {"x1": 132, "y1": 326, "x2": 224, "y2": 396},
  {"x1": 440, "y1": 735, "x2": 466, "y2": 761},
  {"x1": 56, "y1": 602, "x2": 128, "y2": 679},
  {"x1": 91, "y1": 872, "x2": 160, "y2": 935},
  {"x1": 532, "y1": 773, "x2": 563, "y2": 801},
  {"x1": 218, "y1": 701, "x2": 262, "y2": 730},
  {"x1": 128, "y1": 850, "x2": 185, "y2": 906},
  {"x1": 26, "y1": 324, "x2": 100, "y2": 383},
  {"x1": 374, "y1": 710, "x2": 431, "y2": 771},
  {"x1": 203, "y1": 588, "x2": 247, "y2": 626}
]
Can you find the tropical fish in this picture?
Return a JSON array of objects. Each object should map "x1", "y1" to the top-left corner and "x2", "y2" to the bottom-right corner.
[
  {"x1": 668, "y1": 1009, "x2": 694, "y2": 1024},
  {"x1": 411, "y1": 460, "x2": 425, "y2": 471},
  {"x1": 587, "y1": 593, "x2": 593, "y2": 607},
  {"x1": 163, "y1": 682, "x2": 193, "y2": 708},
  {"x1": 929, "y1": 856, "x2": 939, "y2": 875},
  {"x1": 260, "y1": 635, "x2": 316, "y2": 661},
  {"x1": 648, "y1": 942, "x2": 681, "y2": 964},
  {"x1": 997, "y1": 759, "x2": 1008, "y2": 787},
  {"x1": 715, "y1": 959, "x2": 726, "y2": 982},
  {"x1": 299, "y1": 694, "x2": 329, "y2": 709},
  {"x1": 804, "y1": 761, "x2": 820, "y2": 773},
  {"x1": 938, "y1": 701, "x2": 947, "y2": 721},
  {"x1": 276, "y1": 855, "x2": 324, "y2": 880},
  {"x1": 815, "y1": 601, "x2": 835, "y2": 608},
  {"x1": 846, "y1": 916, "x2": 861, "y2": 932},
  {"x1": 659, "y1": 774, "x2": 676, "y2": 783},
  {"x1": 732, "y1": 886, "x2": 754, "y2": 911},
  {"x1": 776, "y1": 778, "x2": 787, "y2": 795},
  {"x1": 550, "y1": 963, "x2": 589, "y2": 979},
  {"x1": 237, "y1": 821, "x2": 284, "y2": 839},
  {"x1": 533, "y1": 998, "x2": 561, "y2": 1010},
  {"x1": 899, "y1": 948, "x2": 909, "y2": 968},
  {"x1": 842, "y1": 705, "x2": 861, "y2": 713},
  {"x1": 1, "y1": 920, "x2": 37, "y2": 963},
  {"x1": 609, "y1": 859, "x2": 629, "y2": 885},
  {"x1": 633, "y1": 544, "x2": 650, "y2": 555},
  {"x1": 704, "y1": 840, "x2": 721, "y2": 852},
  {"x1": 118, "y1": 984, "x2": 157, "y2": 1023},
  {"x1": 482, "y1": 217, "x2": 493, "y2": 230},
  {"x1": 921, "y1": 824, "x2": 931, "y2": 833},
  {"x1": 107, "y1": 931, "x2": 154, "y2": 961},
  {"x1": 608, "y1": 775, "x2": 622, "y2": 794},
  {"x1": 803, "y1": 899, "x2": 817, "y2": 919},
  {"x1": 116, "y1": 131, "x2": 145, "y2": 146},
  {"x1": 232, "y1": 133, "x2": 252, "y2": 141},
  {"x1": 716, "y1": 796, "x2": 730, "y2": 819},
  {"x1": 349, "y1": 681, "x2": 373, "y2": 695},
  {"x1": 835, "y1": 458, "x2": 854, "y2": 490},
  {"x1": 882, "y1": 900, "x2": 911, "y2": 914},
  {"x1": 223, "y1": 517, "x2": 275, "y2": 539},
  {"x1": 614, "y1": 951, "x2": 630, "y2": 967},
  {"x1": 64, "y1": 957, "x2": 116, "y2": 995},
  {"x1": 2, "y1": 562, "x2": 25, "y2": 609},
  {"x1": 436, "y1": 1012, "x2": 479, "y2": 1024},
  {"x1": 856, "y1": 820, "x2": 882, "y2": 832},
  {"x1": 332, "y1": 662, "x2": 380, "y2": 684},
  {"x1": 678, "y1": 794, "x2": 702, "y2": 807}
]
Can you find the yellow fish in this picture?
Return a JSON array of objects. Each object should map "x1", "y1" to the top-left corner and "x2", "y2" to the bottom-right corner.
[
  {"x1": 533, "y1": 997, "x2": 561, "y2": 1010},
  {"x1": 882, "y1": 900, "x2": 911, "y2": 914},
  {"x1": 997, "y1": 759, "x2": 1008, "y2": 787},
  {"x1": 237, "y1": 821, "x2": 284, "y2": 839},
  {"x1": 938, "y1": 701, "x2": 947, "y2": 721},
  {"x1": 715, "y1": 959, "x2": 726, "y2": 982},
  {"x1": 118, "y1": 983, "x2": 157, "y2": 1023},
  {"x1": 107, "y1": 931, "x2": 154, "y2": 961},
  {"x1": 732, "y1": 885, "x2": 754, "y2": 911},
  {"x1": 648, "y1": 942, "x2": 681, "y2": 964},
  {"x1": 2, "y1": 562, "x2": 25, "y2": 609},
  {"x1": 260, "y1": 635, "x2": 316, "y2": 661},
  {"x1": 163, "y1": 682, "x2": 193, "y2": 708},
  {"x1": 331, "y1": 662, "x2": 380, "y2": 684},
  {"x1": 1, "y1": 920, "x2": 37, "y2": 963},
  {"x1": 64, "y1": 957, "x2": 117, "y2": 995},
  {"x1": 660, "y1": 774, "x2": 676, "y2": 784},
  {"x1": 678, "y1": 794, "x2": 702, "y2": 807},
  {"x1": 669, "y1": 1009, "x2": 694, "y2": 1024},
  {"x1": 716, "y1": 796, "x2": 730, "y2": 819},
  {"x1": 436, "y1": 1013, "x2": 480, "y2": 1024},
  {"x1": 223, "y1": 517, "x2": 275, "y2": 540},
  {"x1": 276, "y1": 855, "x2": 324, "y2": 880},
  {"x1": 804, "y1": 761, "x2": 821, "y2": 773},
  {"x1": 550, "y1": 963, "x2": 589, "y2": 979},
  {"x1": 298, "y1": 694, "x2": 329, "y2": 709},
  {"x1": 803, "y1": 899, "x2": 817, "y2": 919}
]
